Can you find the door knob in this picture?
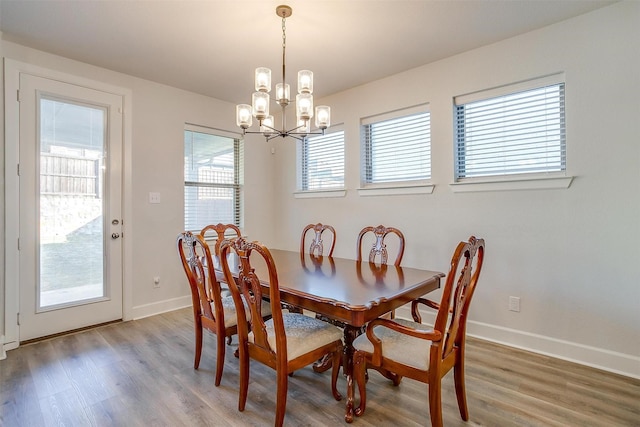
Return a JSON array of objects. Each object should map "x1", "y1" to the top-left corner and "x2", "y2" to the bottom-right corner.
[{"x1": 111, "y1": 233, "x2": 120, "y2": 239}]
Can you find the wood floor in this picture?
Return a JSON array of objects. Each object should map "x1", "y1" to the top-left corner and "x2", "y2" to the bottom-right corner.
[{"x1": 1, "y1": 307, "x2": 638, "y2": 426}]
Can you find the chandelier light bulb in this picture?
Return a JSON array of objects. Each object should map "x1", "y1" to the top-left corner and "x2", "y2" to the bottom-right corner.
[
  {"x1": 315, "y1": 106, "x2": 331, "y2": 129},
  {"x1": 298, "y1": 70, "x2": 313, "y2": 94},
  {"x1": 276, "y1": 83, "x2": 290, "y2": 105},
  {"x1": 261, "y1": 115, "x2": 276, "y2": 135},
  {"x1": 296, "y1": 93, "x2": 313, "y2": 120},
  {"x1": 255, "y1": 68, "x2": 271, "y2": 92},
  {"x1": 236, "y1": 104, "x2": 253, "y2": 129},
  {"x1": 252, "y1": 92, "x2": 270, "y2": 120}
]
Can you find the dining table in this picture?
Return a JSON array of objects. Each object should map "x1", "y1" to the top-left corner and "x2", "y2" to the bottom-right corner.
[{"x1": 217, "y1": 248, "x2": 444, "y2": 422}]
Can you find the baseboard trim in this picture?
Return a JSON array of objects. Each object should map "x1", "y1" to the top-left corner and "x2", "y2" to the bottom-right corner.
[
  {"x1": 132, "y1": 295, "x2": 192, "y2": 320},
  {"x1": 0, "y1": 335, "x2": 6, "y2": 360},
  {"x1": 396, "y1": 306, "x2": 639, "y2": 379}
]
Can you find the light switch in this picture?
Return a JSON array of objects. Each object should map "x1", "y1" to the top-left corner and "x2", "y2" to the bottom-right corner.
[{"x1": 149, "y1": 192, "x2": 161, "y2": 204}]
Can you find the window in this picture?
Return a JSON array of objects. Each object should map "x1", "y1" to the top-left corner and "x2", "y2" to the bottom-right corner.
[
  {"x1": 362, "y1": 105, "x2": 431, "y2": 185},
  {"x1": 298, "y1": 129, "x2": 345, "y2": 191},
  {"x1": 454, "y1": 76, "x2": 565, "y2": 179},
  {"x1": 184, "y1": 126, "x2": 243, "y2": 232}
]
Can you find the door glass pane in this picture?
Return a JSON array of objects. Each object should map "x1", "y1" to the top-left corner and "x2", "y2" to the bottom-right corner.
[{"x1": 39, "y1": 97, "x2": 106, "y2": 309}]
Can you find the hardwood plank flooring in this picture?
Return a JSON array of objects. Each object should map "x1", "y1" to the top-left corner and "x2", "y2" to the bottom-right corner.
[{"x1": 1, "y1": 308, "x2": 638, "y2": 426}]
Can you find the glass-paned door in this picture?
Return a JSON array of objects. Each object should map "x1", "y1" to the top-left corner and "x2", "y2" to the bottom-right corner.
[{"x1": 18, "y1": 73, "x2": 123, "y2": 341}]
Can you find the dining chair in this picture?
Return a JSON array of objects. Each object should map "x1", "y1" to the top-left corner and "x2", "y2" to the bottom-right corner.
[
  {"x1": 300, "y1": 222, "x2": 337, "y2": 257},
  {"x1": 176, "y1": 231, "x2": 270, "y2": 386},
  {"x1": 300, "y1": 222, "x2": 338, "y2": 315},
  {"x1": 357, "y1": 224, "x2": 405, "y2": 319},
  {"x1": 356, "y1": 224, "x2": 405, "y2": 266},
  {"x1": 351, "y1": 236, "x2": 485, "y2": 427},
  {"x1": 219, "y1": 237, "x2": 344, "y2": 427}
]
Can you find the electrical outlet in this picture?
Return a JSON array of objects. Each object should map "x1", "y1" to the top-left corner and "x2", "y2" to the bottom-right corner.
[
  {"x1": 149, "y1": 192, "x2": 161, "y2": 204},
  {"x1": 153, "y1": 276, "x2": 161, "y2": 288},
  {"x1": 509, "y1": 296, "x2": 520, "y2": 312}
]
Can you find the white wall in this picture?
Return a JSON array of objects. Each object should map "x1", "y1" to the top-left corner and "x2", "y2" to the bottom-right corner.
[
  {"x1": 271, "y1": 1, "x2": 640, "y2": 377},
  {"x1": 2, "y1": 2, "x2": 638, "y2": 377}
]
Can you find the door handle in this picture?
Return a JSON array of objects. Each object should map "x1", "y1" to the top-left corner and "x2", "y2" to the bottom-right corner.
[{"x1": 111, "y1": 233, "x2": 120, "y2": 239}]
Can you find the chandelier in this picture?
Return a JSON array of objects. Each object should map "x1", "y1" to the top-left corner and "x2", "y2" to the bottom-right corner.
[{"x1": 235, "y1": 5, "x2": 331, "y2": 142}]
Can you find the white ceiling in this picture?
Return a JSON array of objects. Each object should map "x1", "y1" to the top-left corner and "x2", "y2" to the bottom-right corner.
[{"x1": 0, "y1": 0, "x2": 616, "y2": 104}]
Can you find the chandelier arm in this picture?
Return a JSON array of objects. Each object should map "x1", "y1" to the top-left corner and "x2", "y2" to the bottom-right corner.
[{"x1": 283, "y1": 123, "x2": 325, "y2": 136}]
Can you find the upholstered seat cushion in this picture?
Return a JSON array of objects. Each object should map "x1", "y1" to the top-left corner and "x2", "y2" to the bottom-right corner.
[
  {"x1": 249, "y1": 313, "x2": 343, "y2": 361},
  {"x1": 352, "y1": 318, "x2": 432, "y2": 370},
  {"x1": 217, "y1": 295, "x2": 271, "y2": 329}
]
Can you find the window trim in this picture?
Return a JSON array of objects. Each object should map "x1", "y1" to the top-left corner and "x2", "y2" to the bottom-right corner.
[
  {"x1": 449, "y1": 173, "x2": 573, "y2": 193},
  {"x1": 183, "y1": 124, "x2": 243, "y2": 231},
  {"x1": 296, "y1": 125, "x2": 345, "y2": 198},
  {"x1": 452, "y1": 74, "x2": 573, "y2": 191},
  {"x1": 293, "y1": 189, "x2": 347, "y2": 199},
  {"x1": 359, "y1": 104, "x2": 433, "y2": 196}
]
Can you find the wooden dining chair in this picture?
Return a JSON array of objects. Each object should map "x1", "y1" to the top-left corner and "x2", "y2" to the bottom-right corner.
[
  {"x1": 357, "y1": 224, "x2": 405, "y2": 319},
  {"x1": 219, "y1": 237, "x2": 344, "y2": 427},
  {"x1": 300, "y1": 222, "x2": 336, "y2": 257},
  {"x1": 176, "y1": 231, "x2": 270, "y2": 387},
  {"x1": 356, "y1": 224, "x2": 405, "y2": 266},
  {"x1": 351, "y1": 236, "x2": 485, "y2": 427},
  {"x1": 300, "y1": 222, "x2": 338, "y2": 316}
]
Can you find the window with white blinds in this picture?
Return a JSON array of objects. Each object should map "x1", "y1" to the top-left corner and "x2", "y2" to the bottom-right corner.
[
  {"x1": 455, "y1": 77, "x2": 565, "y2": 179},
  {"x1": 184, "y1": 127, "x2": 243, "y2": 232},
  {"x1": 362, "y1": 107, "x2": 431, "y2": 184},
  {"x1": 299, "y1": 130, "x2": 345, "y2": 191}
]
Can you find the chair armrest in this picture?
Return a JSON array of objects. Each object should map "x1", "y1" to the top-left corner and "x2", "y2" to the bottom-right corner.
[
  {"x1": 410, "y1": 297, "x2": 440, "y2": 323},
  {"x1": 366, "y1": 318, "x2": 442, "y2": 365}
]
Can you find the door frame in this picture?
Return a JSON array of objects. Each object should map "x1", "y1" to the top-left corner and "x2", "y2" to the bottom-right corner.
[{"x1": 3, "y1": 58, "x2": 133, "y2": 352}]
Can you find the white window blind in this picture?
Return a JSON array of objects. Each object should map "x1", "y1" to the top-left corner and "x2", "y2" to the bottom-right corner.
[
  {"x1": 184, "y1": 128, "x2": 243, "y2": 232},
  {"x1": 363, "y1": 108, "x2": 431, "y2": 184},
  {"x1": 299, "y1": 130, "x2": 344, "y2": 191},
  {"x1": 455, "y1": 80, "x2": 565, "y2": 179}
]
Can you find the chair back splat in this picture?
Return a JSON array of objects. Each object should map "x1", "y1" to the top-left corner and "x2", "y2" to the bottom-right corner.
[
  {"x1": 300, "y1": 223, "x2": 336, "y2": 257},
  {"x1": 356, "y1": 225, "x2": 405, "y2": 266},
  {"x1": 200, "y1": 223, "x2": 241, "y2": 256},
  {"x1": 352, "y1": 236, "x2": 485, "y2": 427}
]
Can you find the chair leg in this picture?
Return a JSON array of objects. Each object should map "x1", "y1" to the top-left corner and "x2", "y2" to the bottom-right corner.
[
  {"x1": 454, "y1": 357, "x2": 469, "y2": 420},
  {"x1": 194, "y1": 320, "x2": 203, "y2": 369},
  {"x1": 428, "y1": 380, "x2": 443, "y2": 427},
  {"x1": 275, "y1": 368, "x2": 289, "y2": 427},
  {"x1": 238, "y1": 345, "x2": 249, "y2": 412},
  {"x1": 214, "y1": 333, "x2": 226, "y2": 386},
  {"x1": 331, "y1": 348, "x2": 343, "y2": 401},
  {"x1": 353, "y1": 351, "x2": 367, "y2": 417}
]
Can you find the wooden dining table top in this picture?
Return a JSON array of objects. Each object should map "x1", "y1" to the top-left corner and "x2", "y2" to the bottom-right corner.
[{"x1": 218, "y1": 249, "x2": 445, "y2": 328}]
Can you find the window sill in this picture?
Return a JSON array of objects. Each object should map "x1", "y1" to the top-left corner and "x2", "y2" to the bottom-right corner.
[
  {"x1": 449, "y1": 175, "x2": 574, "y2": 193},
  {"x1": 357, "y1": 184, "x2": 435, "y2": 197},
  {"x1": 294, "y1": 189, "x2": 346, "y2": 199}
]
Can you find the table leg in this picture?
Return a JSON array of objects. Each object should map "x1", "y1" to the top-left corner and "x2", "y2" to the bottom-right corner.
[{"x1": 343, "y1": 325, "x2": 360, "y2": 423}]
